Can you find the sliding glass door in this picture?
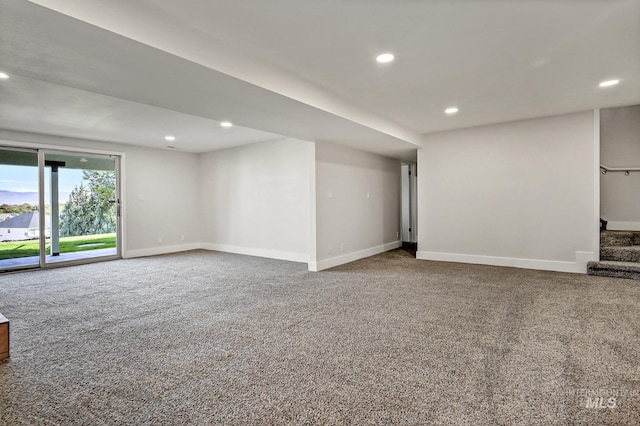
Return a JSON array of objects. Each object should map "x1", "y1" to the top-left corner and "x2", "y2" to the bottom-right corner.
[
  {"x1": 43, "y1": 151, "x2": 120, "y2": 265},
  {"x1": 0, "y1": 146, "x2": 121, "y2": 272},
  {"x1": 0, "y1": 147, "x2": 41, "y2": 270}
]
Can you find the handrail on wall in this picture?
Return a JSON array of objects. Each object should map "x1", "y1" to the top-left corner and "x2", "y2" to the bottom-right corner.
[{"x1": 600, "y1": 164, "x2": 640, "y2": 175}]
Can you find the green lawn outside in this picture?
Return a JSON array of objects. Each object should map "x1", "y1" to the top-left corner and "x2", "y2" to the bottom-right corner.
[{"x1": 0, "y1": 234, "x2": 116, "y2": 260}]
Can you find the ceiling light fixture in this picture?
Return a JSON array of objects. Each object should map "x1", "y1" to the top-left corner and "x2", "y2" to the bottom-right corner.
[
  {"x1": 0, "y1": 72, "x2": 9, "y2": 79},
  {"x1": 220, "y1": 121, "x2": 233, "y2": 128},
  {"x1": 599, "y1": 79, "x2": 619, "y2": 88},
  {"x1": 445, "y1": 107, "x2": 459, "y2": 114},
  {"x1": 376, "y1": 53, "x2": 395, "y2": 63},
  {"x1": 79, "y1": 158, "x2": 88, "y2": 163},
  {"x1": 164, "y1": 135, "x2": 176, "y2": 141}
]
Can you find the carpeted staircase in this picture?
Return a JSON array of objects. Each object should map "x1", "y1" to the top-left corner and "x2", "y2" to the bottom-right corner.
[{"x1": 587, "y1": 230, "x2": 640, "y2": 280}]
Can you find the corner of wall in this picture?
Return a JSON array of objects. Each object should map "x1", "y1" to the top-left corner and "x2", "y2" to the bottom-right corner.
[
  {"x1": 308, "y1": 141, "x2": 318, "y2": 271},
  {"x1": 310, "y1": 241, "x2": 402, "y2": 272},
  {"x1": 416, "y1": 250, "x2": 588, "y2": 274},
  {"x1": 200, "y1": 243, "x2": 309, "y2": 263},
  {"x1": 124, "y1": 243, "x2": 201, "y2": 259},
  {"x1": 593, "y1": 109, "x2": 601, "y2": 261}
]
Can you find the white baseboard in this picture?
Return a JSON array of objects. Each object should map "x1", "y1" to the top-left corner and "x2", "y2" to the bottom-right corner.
[
  {"x1": 200, "y1": 243, "x2": 309, "y2": 263},
  {"x1": 575, "y1": 251, "x2": 597, "y2": 264},
  {"x1": 607, "y1": 221, "x2": 640, "y2": 231},
  {"x1": 124, "y1": 243, "x2": 200, "y2": 259},
  {"x1": 416, "y1": 251, "x2": 587, "y2": 274},
  {"x1": 309, "y1": 240, "x2": 402, "y2": 272}
]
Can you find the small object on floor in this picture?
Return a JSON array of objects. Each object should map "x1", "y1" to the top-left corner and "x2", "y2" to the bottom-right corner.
[
  {"x1": 0, "y1": 313, "x2": 8, "y2": 361},
  {"x1": 600, "y1": 218, "x2": 608, "y2": 231}
]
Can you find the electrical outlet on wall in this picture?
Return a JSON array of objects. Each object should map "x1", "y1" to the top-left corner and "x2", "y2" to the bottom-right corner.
[
  {"x1": 157, "y1": 236, "x2": 163, "y2": 244},
  {"x1": 181, "y1": 235, "x2": 185, "y2": 241},
  {"x1": 327, "y1": 245, "x2": 331, "y2": 255},
  {"x1": 341, "y1": 243, "x2": 344, "y2": 252}
]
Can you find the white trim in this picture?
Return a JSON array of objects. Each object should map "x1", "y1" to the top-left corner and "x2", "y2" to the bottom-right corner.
[
  {"x1": 575, "y1": 251, "x2": 597, "y2": 264},
  {"x1": 308, "y1": 141, "x2": 318, "y2": 265},
  {"x1": 124, "y1": 243, "x2": 200, "y2": 259},
  {"x1": 607, "y1": 221, "x2": 640, "y2": 231},
  {"x1": 0, "y1": 138, "x2": 126, "y2": 157},
  {"x1": 593, "y1": 109, "x2": 601, "y2": 261},
  {"x1": 200, "y1": 243, "x2": 309, "y2": 263},
  {"x1": 416, "y1": 251, "x2": 587, "y2": 274},
  {"x1": 309, "y1": 240, "x2": 402, "y2": 272},
  {"x1": 38, "y1": 150, "x2": 46, "y2": 266},
  {"x1": 118, "y1": 154, "x2": 127, "y2": 258}
]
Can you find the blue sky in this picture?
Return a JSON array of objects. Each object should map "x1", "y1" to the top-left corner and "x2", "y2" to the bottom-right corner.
[{"x1": 0, "y1": 165, "x2": 84, "y2": 193}]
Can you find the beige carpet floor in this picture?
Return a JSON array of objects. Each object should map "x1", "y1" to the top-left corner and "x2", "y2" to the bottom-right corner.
[{"x1": 0, "y1": 248, "x2": 639, "y2": 425}]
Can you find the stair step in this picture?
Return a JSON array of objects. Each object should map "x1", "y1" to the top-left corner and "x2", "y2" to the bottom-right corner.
[
  {"x1": 600, "y1": 246, "x2": 640, "y2": 263},
  {"x1": 587, "y1": 261, "x2": 640, "y2": 281},
  {"x1": 600, "y1": 230, "x2": 640, "y2": 247}
]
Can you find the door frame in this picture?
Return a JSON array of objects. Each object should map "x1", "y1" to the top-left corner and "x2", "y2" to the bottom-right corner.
[
  {"x1": 0, "y1": 139, "x2": 126, "y2": 271},
  {"x1": 401, "y1": 161, "x2": 418, "y2": 244}
]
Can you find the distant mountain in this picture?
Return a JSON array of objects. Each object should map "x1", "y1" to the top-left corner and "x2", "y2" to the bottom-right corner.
[
  {"x1": 0, "y1": 191, "x2": 38, "y2": 205},
  {"x1": 0, "y1": 190, "x2": 70, "y2": 205}
]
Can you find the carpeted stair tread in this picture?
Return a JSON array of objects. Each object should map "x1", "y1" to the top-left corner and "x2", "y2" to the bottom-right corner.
[
  {"x1": 600, "y1": 245, "x2": 640, "y2": 263},
  {"x1": 587, "y1": 260, "x2": 640, "y2": 280},
  {"x1": 600, "y1": 230, "x2": 640, "y2": 247}
]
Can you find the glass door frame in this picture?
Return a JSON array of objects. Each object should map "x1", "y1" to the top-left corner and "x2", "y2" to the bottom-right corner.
[
  {"x1": 39, "y1": 149, "x2": 123, "y2": 268},
  {"x1": 0, "y1": 142, "x2": 123, "y2": 272},
  {"x1": 0, "y1": 146, "x2": 41, "y2": 272}
]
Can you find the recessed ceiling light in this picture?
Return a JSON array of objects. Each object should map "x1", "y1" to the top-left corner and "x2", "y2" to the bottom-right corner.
[
  {"x1": 164, "y1": 135, "x2": 176, "y2": 141},
  {"x1": 376, "y1": 53, "x2": 395, "y2": 63},
  {"x1": 599, "y1": 79, "x2": 619, "y2": 88},
  {"x1": 445, "y1": 107, "x2": 459, "y2": 114},
  {"x1": 220, "y1": 121, "x2": 233, "y2": 128},
  {"x1": 0, "y1": 72, "x2": 9, "y2": 79},
  {"x1": 79, "y1": 158, "x2": 88, "y2": 163}
]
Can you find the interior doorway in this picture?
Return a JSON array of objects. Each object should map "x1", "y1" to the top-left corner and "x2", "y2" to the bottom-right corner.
[
  {"x1": 0, "y1": 146, "x2": 122, "y2": 272},
  {"x1": 600, "y1": 105, "x2": 640, "y2": 232},
  {"x1": 401, "y1": 162, "x2": 417, "y2": 249}
]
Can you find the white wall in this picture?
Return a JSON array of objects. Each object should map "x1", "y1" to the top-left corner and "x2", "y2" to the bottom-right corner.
[
  {"x1": 0, "y1": 130, "x2": 201, "y2": 257},
  {"x1": 199, "y1": 138, "x2": 312, "y2": 262},
  {"x1": 1, "y1": 132, "x2": 403, "y2": 270},
  {"x1": 417, "y1": 111, "x2": 598, "y2": 273},
  {"x1": 312, "y1": 142, "x2": 402, "y2": 271},
  {"x1": 600, "y1": 104, "x2": 640, "y2": 231},
  {"x1": 123, "y1": 146, "x2": 200, "y2": 256}
]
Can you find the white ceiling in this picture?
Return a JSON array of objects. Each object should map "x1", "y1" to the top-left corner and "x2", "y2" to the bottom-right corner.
[
  {"x1": 0, "y1": 74, "x2": 284, "y2": 152},
  {"x1": 135, "y1": 0, "x2": 640, "y2": 133},
  {"x1": 1, "y1": 0, "x2": 639, "y2": 160}
]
